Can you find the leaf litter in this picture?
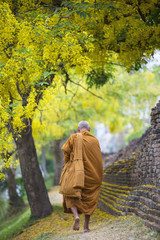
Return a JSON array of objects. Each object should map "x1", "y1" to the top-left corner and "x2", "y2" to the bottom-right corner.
[{"x1": 12, "y1": 187, "x2": 159, "y2": 240}]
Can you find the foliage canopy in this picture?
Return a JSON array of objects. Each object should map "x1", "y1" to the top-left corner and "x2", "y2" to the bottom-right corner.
[{"x1": 0, "y1": 0, "x2": 160, "y2": 179}]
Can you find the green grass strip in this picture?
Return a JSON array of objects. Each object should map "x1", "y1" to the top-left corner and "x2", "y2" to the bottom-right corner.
[{"x1": 0, "y1": 208, "x2": 31, "y2": 240}]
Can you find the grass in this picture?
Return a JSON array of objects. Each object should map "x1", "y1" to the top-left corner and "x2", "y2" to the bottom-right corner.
[
  {"x1": 0, "y1": 195, "x2": 9, "y2": 221},
  {"x1": 0, "y1": 207, "x2": 31, "y2": 240},
  {"x1": 0, "y1": 174, "x2": 54, "y2": 240},
  {"x1": 35, "y1": 232, "x2": 52, "y2": 240}
]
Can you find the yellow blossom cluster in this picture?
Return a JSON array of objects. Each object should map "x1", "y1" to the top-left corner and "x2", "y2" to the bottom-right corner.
[{"x1": 0, "y1": 0, "x2": 160, "y2": 179}]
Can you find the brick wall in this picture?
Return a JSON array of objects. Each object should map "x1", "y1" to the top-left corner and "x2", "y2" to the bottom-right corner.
[{"x1": 98, "y1": 101, "x2": 160, "y2": 232}]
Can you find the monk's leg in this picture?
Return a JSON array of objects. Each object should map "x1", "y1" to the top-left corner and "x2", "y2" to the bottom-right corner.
[
  {"x1": 71, "y1": 207, "x2": 80, "y2": 231},
  {"x1": 84, "y1": 215, "x2": 90, "y2": 232}
]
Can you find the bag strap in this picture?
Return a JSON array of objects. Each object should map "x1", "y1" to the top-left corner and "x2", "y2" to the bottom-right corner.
[{"x1": 73, "y1": 133, "x2": 83, "y2": 161}]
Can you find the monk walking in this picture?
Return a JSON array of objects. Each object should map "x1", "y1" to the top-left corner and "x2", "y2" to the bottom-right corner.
[{"x1": 59, "y1": 120, "x2": 103, "y2": 232}]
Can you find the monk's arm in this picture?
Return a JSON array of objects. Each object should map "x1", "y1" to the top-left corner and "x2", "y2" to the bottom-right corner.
[{"x1": 62, "y1": 134, "x2": 75, "y2": 163}]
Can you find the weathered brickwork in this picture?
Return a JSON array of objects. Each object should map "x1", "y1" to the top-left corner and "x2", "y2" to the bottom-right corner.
[{"x1": 99, "y1": 101, "x2": 160, "y2": 232}]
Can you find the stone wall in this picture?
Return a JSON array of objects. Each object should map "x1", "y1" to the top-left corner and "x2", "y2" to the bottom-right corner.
[{"x1": 98, "y1": 101, "x2": 160, "y2": 232}]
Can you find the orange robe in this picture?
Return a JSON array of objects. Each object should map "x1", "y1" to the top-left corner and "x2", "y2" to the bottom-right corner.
[{"x1": 61, "y1": 130, "x2": 103, "y2": 215}]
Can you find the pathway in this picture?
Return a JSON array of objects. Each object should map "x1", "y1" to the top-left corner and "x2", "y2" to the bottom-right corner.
[{"x1": 12, "y1": 187, "x2": 159, "y2": 240}]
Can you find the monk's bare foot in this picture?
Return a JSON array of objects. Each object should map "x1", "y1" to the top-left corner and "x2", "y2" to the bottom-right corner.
[
  {"x1": 84, "y1": 228, "x2": 90, "y2": 233},
  {"x1": 73, "y1": 217, "x2": 80, "y2": 231}
]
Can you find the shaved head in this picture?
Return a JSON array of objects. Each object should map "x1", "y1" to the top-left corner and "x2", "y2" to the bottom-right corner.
[{"x1": 78, "y1": 120, "x2": 90, "y2": 132}]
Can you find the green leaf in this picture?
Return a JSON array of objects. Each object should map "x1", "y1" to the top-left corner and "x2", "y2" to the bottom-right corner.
[
  {"x1": 42, "y1": 71, "x2": 56, "y2": 79},
  {"x1": 9, "y1": 103, "x2": 19, "y2": 108},
  {"x1": 0, "y1": 63, "x2": 5, "y2": 68}
]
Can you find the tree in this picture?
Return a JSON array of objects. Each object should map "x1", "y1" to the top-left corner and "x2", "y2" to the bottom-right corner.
[
  {"x1": 0, "y1": 1, "x2": 102, "y2": 217},
  {"x1": 52, "y1": 139, "x2": 64, "y2": 185},
  {"x1": 6, "y1": 166, "x2": 25, "y2": 212}
]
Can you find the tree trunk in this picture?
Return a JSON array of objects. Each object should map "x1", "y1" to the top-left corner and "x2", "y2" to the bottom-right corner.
[
  {"x1": 41, "y1": 146, "x2": 49, "y2": 179},
  {"x1": 53, "y1": 139, "x2": 64, "y2": 186},
  {"x1": 14, "y1": 124, "x2": 52, "y2": 218},
  {"x1": 6, "y1": 167, "x2": 24, "y2": 211}
]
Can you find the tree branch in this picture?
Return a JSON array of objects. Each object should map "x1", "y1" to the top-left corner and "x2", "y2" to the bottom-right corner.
[
  {"x1": 3, "y1": 49, "x2": 11, "y2": 59},
  {"x1": 137, "y1": 6, "x2": 146, "y2": 22},
  {"x1": 69, "y1": 79, "x2": 107, "y2": 102},
  {"x1": 15, "y1": 5, "x2": 54, "y2": 15},
  {"x1": 110, "y1": 62, "x2": 125, "y2": 67},
  {"x1": 125, "y1": 0, "x2": 146, "y2": 22},
  {"x1": 45, "y1": 8, "x2": 60, "y2": 27},
  {"x1": 16, "y1": 81, "x2": 31, "y2": 107},
  {"x1": 35, "y1": 73, "x2": 55, "y2": 105}
]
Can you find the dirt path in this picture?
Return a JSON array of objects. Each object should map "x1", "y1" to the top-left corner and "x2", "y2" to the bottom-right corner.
[
  {"x1": 48, "y1": 186, "x2": 63, "y2": 205},
  {"x1": 12, "y1": 187, "x2": 160, "y2": 240}
]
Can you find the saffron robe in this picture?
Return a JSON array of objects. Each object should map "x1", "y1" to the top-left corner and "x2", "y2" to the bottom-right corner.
[{"x1": 61, "y1": 130, "x2": 103, "y2": 215}]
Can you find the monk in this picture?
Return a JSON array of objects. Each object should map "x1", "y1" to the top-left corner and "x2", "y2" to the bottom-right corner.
[{"x1": 59, "y1": 120, "x2": 103, "y2": 232}]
